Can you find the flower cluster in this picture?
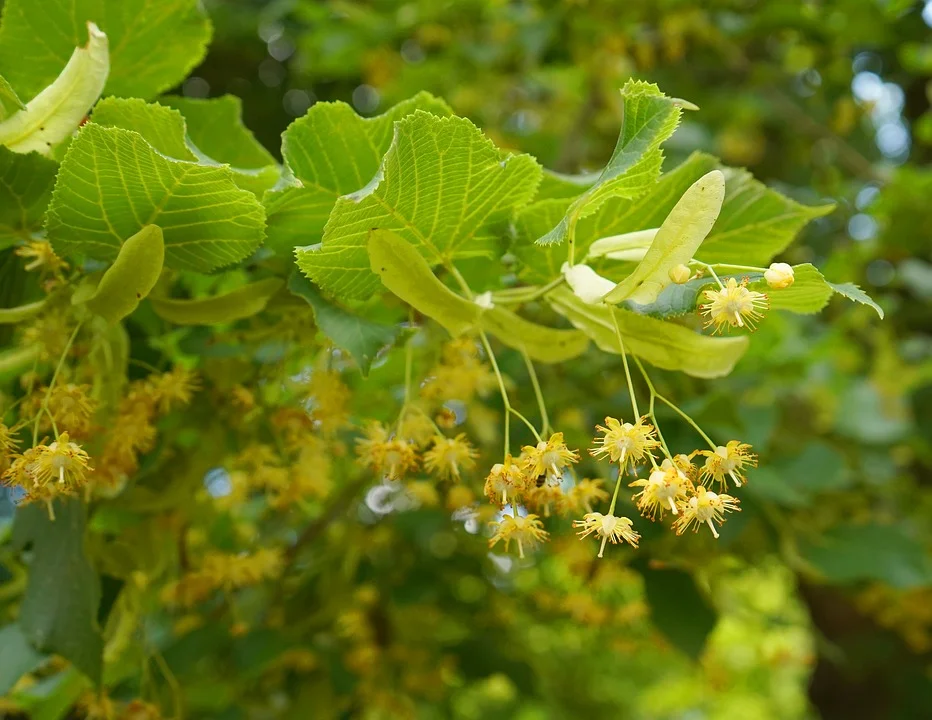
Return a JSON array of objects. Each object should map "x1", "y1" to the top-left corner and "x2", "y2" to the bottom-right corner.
[{"x1": 161, "y1": 548, "x2": 284, "y2": 607}]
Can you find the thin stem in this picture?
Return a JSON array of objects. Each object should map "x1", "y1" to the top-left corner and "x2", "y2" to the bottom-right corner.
[
  {"x1": 656, "y1": 395, "x2": 717, "y2": 450},
  {"x1": 129, "y1": 357, "x2": 163, "y2": 374},
  {"x1": 520, "y1": 347, "x2": 550, "y2": 435},
  {"x1": 33, "y1": 321, "x2": 82, "y2": 445},
  {"x1": 479, "y1": 329, "x2": 511, "y2": 459},
  {"x1": 447, "y1": 264, "x2": 473, "y2": 299},
  {"x1": 609, "y1": 308, "x2": 640, "y2": 420},
  {"x1": 494, "y1": 276, "x2": 566, "y2": 305},
  {"x1": 395, "y1": 321, "x2": 415, "y2": 433},
  {"x1": 707, "y1": 263, "x2": 767, "y2": 273},
  {"x1": 509, "y1": 408, "x2": 542, "y2": 443},
  {"x1": 152, "y1": 649, "x2": 184, "y2": 720},
  {"x1": 607, "y1": 471, "x2": 623, "y2": 516},
  {"x1": 631, "y1": 356, "x2": 671, "y2": 460},
  {"x1": 690, "y1": 260, "x2": 725, "y2": 290}
]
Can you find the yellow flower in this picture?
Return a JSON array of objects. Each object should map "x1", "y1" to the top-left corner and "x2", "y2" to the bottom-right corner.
[
  {"x1": 405, "y1": 480, "x2": 441, "y2": 507},
  {"x1": 0, "y1": 423, "x2": 20, "y2": 473},
  {"x1": 399, "y1": 411, "x2": 438, "y2": 447},
  {"x1": 628, "y1": 457, "x2": 692, "y2": 520},
  {"x1": 589, "y1": 416, "x2": 660, "y2": 470},
  {"x1": 355, "y1": 423, "x2": 419, "y2": 480},
  {"x1": 700, "y1": 277, "x2": 769, "y2": 332},
  {"x1": 15, "y1": 240, "x2": 68, "y2": 275},
  {"x1": 565, "y1": 478, "x2": 609, "y2": 514},
  {"x1": 573, "y1": 513, "x2": 640, "y2": 557},
  {"x1": 525, "y1": 483, "x2": 565, "y2": 517},
  {"x1": 47, "y1": 383, "x2": 97, "y2": 435},
  {"x1": 488, "y1": 513, "x2": 548, "y2": 558},
  {"x1": 32, "y1": 432, "x2": 91, "y2": 489},
  {"x1": 147, "y1": 367, "x2": 200, "y2": 414},
  {"x1": 423, "y1": 434, "x2": 478, "y2": 481},
  {"x1": 698, "y1": 440, "x2": 757, "y2": 490},
  {"x1": 306, "y1": 370, "x2": 351, "y2": 433},
  {"x1": 521, "y1": 432, "x2": 579, "y2": 481},
  {"x1": 483, "y1": 454, "x2": 531, "y2": 506},
  {"x1": 764, "y1": 262, "x2": 795, "y2": 289},
  {"x1": 673, "y1": 485, "x2": 740, "y2": 538}
]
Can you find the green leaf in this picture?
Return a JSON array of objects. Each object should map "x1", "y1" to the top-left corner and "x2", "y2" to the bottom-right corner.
[
  {"x1": 0, "y1": 345, "x2": 38, "y2": 383},
  {"x1": 0, "y1": 22, "x2": 108, "y2": 155},
  {"x1": 547, "y1": 286, "x2": 748, "y2": 378},
  {"x1": 0, "y1": 624, "x2": 46, "y2": 695},
  {"x1": 0, "y1": 73, "x2": 25, "y2": 120},
  {"x1": 536, "y1": 81, "x2": 684, "y2": 247},
  {"x1": 149, "y1": 278, "x2": 284, "y2": 325},
  {"x1": 696, "y1": 167, "x2": 835, "y2": 265},
  {"x1": 534, "y1": 168, "x2": 597, "y2": 200},
  {"x1": 801, "y1": 523, "x2": 932, "y2": 589},
  {"x1": 12, "y1": 666, "x2": 90, "y2": 720},
  {"x1": 826, "y1": 280, "x2": 884, "y2": 319},
  {"x1": 92, "y1": 97, "x2": 195, "y2": 161},
  {"x1": 162, "y1": 95, "x2": 276, "y2": 170},
  {"x1": 0, "y1": 147, "x2": 60, "y2": 248},
  {"x1": 479, "y1": 306, "x2": 589, "y2": 364},
  {"x1": 0, "y1": 0, "x2": 212, "y2": 101},
  {"x1": 638, "y1": 563, "x2": 716, "y2": 659},
  {"x1": 512, "y1": 198, "x2": 574, "y2": 283},
  {"x1": 79, "y1": 225, "x2": 164, "y2": 324},
  {"x1": 605, "y1": 170, "x2": 725, "y2": 304},
  {"x1": 0, "y1": 298, "x2": 45, "y2": 324},
  {"x1": 264, "y1": 93, "x2": 451, "y2": 254},
  {"x1": 12, "y1": 499, "x2": 103, "y2": 684},
  {"x1": 297, "y1": 110, "x2": 541, "y2": 300},
  {"x1": 46, "y1": 123, "x2": 267, "y2": 272},
  {"x1": 367, "y1": 229, "x2": 479, "y2": 336},
  {"x1": 288, "y1": 271, "x2": 398, "y2": 376}
]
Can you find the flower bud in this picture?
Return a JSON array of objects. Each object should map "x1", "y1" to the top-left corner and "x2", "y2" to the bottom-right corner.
[
  {"x1": 668, "y1": 264, "x2": 691, "y2": 284},
  {"x1": 764, "y1": 262, "x2": 794, "y2": 289}
]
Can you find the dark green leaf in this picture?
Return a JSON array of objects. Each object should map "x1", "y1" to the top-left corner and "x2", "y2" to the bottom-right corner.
[
  {"x1": 0, "y1": 624, "x2": 46, "y2": 695},
  {"x1": 639, "y1": 564, "x2": 716, "y2": 659}
]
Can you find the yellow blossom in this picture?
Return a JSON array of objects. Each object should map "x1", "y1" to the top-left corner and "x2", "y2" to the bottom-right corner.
[
  {"x1": 406, "y1": 480, "x2": 441, "y2": 507},
  {"x1": 47, "y1": 383, "x2": 97, "y2": 435},
  {"x1": 488, "y1": 513, "x2": 548, "y2": 558},
  {"x1": 445, "y1": 484, "x2": 475, "y2": 510},
  {"x1": 399, "y1": 411, "x2": 438, "y2": 447},
  {"x1": 483, "y1": 454, "x2": 531, "y2": 506},
  {"x1": 700, "y1": 277, "x2": 769, "y2": 332},
  {"x1": 0, "y1": 423, "x2": 20, "y2": 473},
  {"x1": 525, "y1": 483, "x2": 565, "y2": 517},
  {"x1": 306, "y1": 370, "x2": 351, "y2": 433},
  {"x1": 147, "y1": 367, "x2": 200, "y2": 414},
  {"x1": 698, "y1": 440, "x2": 757, "y2": 489},
  {"x1": 521, "y1": 432, "x2": 579, "y2": 481},
  {"x1": 590, "y1": 416, "x2": 660, "y2": 470},
  {"x1": 764, "y1": 262, "x2": 795, "y2": 289},
  {"x1": 673, "y1": 485, "x2": 740, "y2": 538},
  {"x1": 15, "y1": 240, "x2": 68, "y2": 275},
  {"x1": 423, "y1": 433, "x2": 478, "y2": 480},
  {"x1": 629, "y1": 457, "x2": 692, "y2": 520},
  {"x1": 32, "y1": 432, "x2": 91, "y2": 488},
  {"x1": 573, "y1": 513, "x2": 640, "y2": 557},
  {"x1": 565, "y1": 478, "x2": 609, "y2": 514},
  {"x1": 355, "y1": 422, "x2": 419, "y2": 480}
]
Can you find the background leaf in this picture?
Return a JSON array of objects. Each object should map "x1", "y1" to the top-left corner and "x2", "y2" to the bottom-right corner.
[
  {"x1": 0, "y1": 147, "x2": 58, "y2": 248},
  {"x1": 12, "y1": 499, "x2": 103, "y2": 685},
  {"x1": 638, "y1": 563, "x2": 717, "y2": 659},
  {"x1": 0, "y1": 0, "x2": 212, "y2": 101},
  {"x1": 288, "y1": 271, "x2": 398, "y2": 376},
  {"x1": 0, "y1": 624, "x2": 46, "y2": 695}
]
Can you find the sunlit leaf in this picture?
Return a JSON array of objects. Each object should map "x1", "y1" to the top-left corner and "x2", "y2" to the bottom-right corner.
[
  {"x1": 827, "y1": 280, "x2": 884, "y2": 318},
  {"x1": 297, "y1": 111, "x2": 541, "y2": 300}
]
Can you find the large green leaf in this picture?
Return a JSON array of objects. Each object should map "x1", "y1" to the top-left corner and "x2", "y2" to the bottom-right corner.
[
  {"x1": 605, "y1": 170, "x2": 725, "y2": 304},
  {"x1": 288, "y1": 271, "x2": 398, "y2": 376},
  {"x1": 801, "y1": 523, "x2": 932, "y2": 589},
  {"x1": 638, "y1": 563, "x2": 716, "y2": 659},
  {"x1": 0, "y1": 624, "x2": 46, "y2": 695},
  {"x1": 0, "y1": 22, "x2": 108, "y2": 155},
  {"x1": 297, "y1": 111, "x2": 541, "y2": 300},
  {"x1": 0, "y1": 147, "x2": 58, "y2": 247},
  {"x1": 547, "y1": 286, "x2": 748, "y2": 378},
  {"x1": 12, "y1": 499, "x2": 103, "y2": 684},
  {"x1": 264, "y1": 93, "x2": 451, "y2": 253},
  {"x1": 46, "y1": 123, "x2": 266, "y2": 272},
  {"x1": 91, "y1": 97, "x2": 194, "y2": 160},
  {"x1": 0, "y1": 0, "x2": 212, "y2": 101},
  {"x1": 512, "y1": 198, "x2": 573, "y2": 283},
  {"x1": 536, "y1": 81, "x2": 684, "y2": 248}
]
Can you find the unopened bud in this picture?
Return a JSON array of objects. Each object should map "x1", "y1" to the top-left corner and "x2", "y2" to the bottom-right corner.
[
  {"x1": 668, "y1": 264, "x2": 691, "y2": 284},
  {"x1": 763, "y1": 262, "x2": 794, "y2": 289}
]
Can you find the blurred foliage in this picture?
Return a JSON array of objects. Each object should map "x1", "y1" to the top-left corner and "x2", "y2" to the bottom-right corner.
[{"x1": 2, "y1": 0, "x2": 932, "y2": 719}]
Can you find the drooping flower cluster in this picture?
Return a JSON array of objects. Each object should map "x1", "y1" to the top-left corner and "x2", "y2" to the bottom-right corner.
[{"x1": 162, "y1": 547, "x2": 285, "y2": 607}]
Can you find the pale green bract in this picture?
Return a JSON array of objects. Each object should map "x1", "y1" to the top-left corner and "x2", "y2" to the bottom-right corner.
[
  {"x1": 297, "y1": 110, "x2": 541, "y2": 301},
  {"x1": 535, "y1": 80, "x2": 685, "y2": 249},
  {"x1": 0, "y1": 0, "x2": 211, "y2": 101},
  {"x1": 0, "y1": 22, "x2": 108, "y2": 155},
  {"x1": 45, "y1": 123, "x2": 266, "y2": 272},
  {"x1": 264, "y1": 93, "x2": 452, "y2": 253}
]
